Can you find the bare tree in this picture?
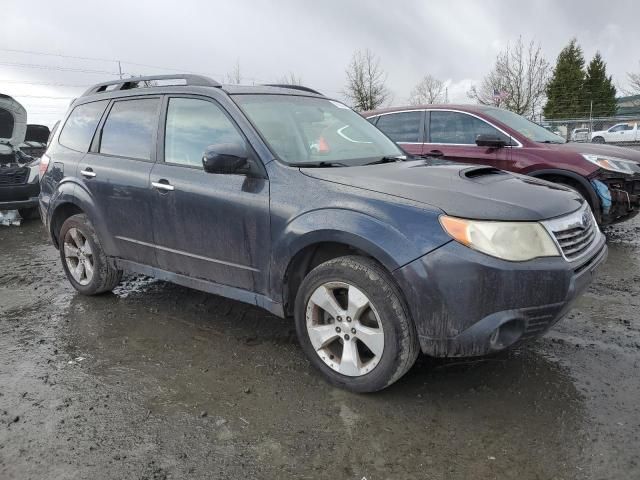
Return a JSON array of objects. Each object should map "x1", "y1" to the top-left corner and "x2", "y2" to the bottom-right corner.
[
  {"x1": 468, "y1": 37, "x2": 549, "y2": 118},
  {"x1": 277, "y1": 72, "x2": 303, "y2": 86},
  {"x1": 343, "y1": 49, "x2": 390, "y2": 111},
  {"x1": 409, "y1": 75, "x2": 446, "y2": 104},
  {"x1": 628, "y1": 62, "x2": 640, "y2": 94},
  {"x1": 226, "y1": 60, "x2": 241, "y2": 84}
]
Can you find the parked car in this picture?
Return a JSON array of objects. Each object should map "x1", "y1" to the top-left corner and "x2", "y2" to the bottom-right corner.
[
  {"x1": 0, "y1": 94, "x2": 42, "y2": 219},
  {"x1": 571, "y1": 128, "x2": 590, "y2": 142},
  {"x1": 40, "y1": 75, "x2": 606, "y2": 392},
  {"x1": 20, "y1": 124, "x2": 51, "y2": 158},
  {"x1": 365, "y1": 105, "x2": 640, "y2": 225},
  {"x1": 591, "y1": 122, "x2": 639, "y2": 144}
]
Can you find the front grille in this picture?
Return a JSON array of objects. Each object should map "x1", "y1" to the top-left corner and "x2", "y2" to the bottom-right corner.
[
  {"x1": 543, "y1": 204, "x2": 598, "y2": 262},
  {"x1": 0, "y1": 167, "x2": 28, "y2": 186}
]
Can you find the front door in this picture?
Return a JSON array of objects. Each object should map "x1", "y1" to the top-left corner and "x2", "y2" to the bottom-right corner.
[
  {"x1": 80, "y1": 96, "x2": 160, "y2": 266},
  {"x1": 149, "y1": 96, "x2": 270, "y2": 293},
  {"x1": 425, "y1": 110, "x2": 511, "y2": 170}
]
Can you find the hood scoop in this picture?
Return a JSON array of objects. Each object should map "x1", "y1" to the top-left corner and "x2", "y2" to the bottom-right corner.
[{"x1": 460, "y1": 166, "x2": 507, "y2": 182}]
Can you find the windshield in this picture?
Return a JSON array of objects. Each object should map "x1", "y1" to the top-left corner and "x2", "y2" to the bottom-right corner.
[
  {"x1": 233, "y1": 94, "x2": 403, "y2": 166},
  {"x1": 480, "y1": 107, "x2": 566, "y2": 144}
]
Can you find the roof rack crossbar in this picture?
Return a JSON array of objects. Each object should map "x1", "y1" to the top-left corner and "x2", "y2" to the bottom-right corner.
[
  {"x1": 262, "y1": 84, "x2": 323, "y2": 95},
  {"x1": 81, "y1": 74, "x2": 221, "y2": 97}
]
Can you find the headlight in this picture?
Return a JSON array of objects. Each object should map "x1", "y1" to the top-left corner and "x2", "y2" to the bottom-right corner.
[
  {"x1": 439, "y1": 216, "x2": 560, "y2": 261},
  {"x1": 581, "y1": 154, "x2": 640, "y2": 174}
]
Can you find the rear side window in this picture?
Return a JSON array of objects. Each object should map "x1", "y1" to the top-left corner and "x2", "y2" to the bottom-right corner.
[
  {"x1": 58, "y1": 101, "x2": 108, "y2": 152},
  {"x1": 164, "y1": 98, "x2": 245, "y2": 168},
  {"x1": 99, "y1": 98, "x2": 159, "y2": 160},
  {"x1": 375, "y1": 111, "x2": 422, "y2": 142},
  {"x1": 430, "y1": 111, "x2": 510, "y2": 144}
]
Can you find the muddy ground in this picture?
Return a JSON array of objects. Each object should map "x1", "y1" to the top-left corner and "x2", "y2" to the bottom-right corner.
[{"x1": 0, "y1": 218, "x2": 639, "y2": 480}]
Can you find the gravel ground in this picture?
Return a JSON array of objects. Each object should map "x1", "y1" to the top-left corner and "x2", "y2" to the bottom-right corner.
[{"x1": 1, "y1": 217, "x2": 639, "y2": 480}]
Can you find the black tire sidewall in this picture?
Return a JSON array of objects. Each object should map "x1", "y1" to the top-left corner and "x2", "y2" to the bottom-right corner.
[
  {"x1": 59, "y1": 215, "x2": 110, "y2": 295},
  {"x1": 294, "y1": 256, "x2": 414, "y2": 392}
]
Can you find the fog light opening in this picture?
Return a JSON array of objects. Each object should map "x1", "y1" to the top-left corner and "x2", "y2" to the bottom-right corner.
[{"x1": 489, "y1": 319, "x2": 525, "y2": 350}]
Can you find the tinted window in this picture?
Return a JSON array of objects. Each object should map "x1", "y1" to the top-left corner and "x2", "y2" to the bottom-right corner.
[
  {"x1": 100, "y1": 98, "x2": 159, "y2": 160},
  {"x1": 58, "y1": 101, "x2": 108, "y2": 152},
  {"x1": 375, "y1": 111, "x2": 422, "y2": 142},
  {"x1": 164, "y1": 98, "x2": 244, "y2": 167},
  {"x1": 430, "y1": 111, "x2": 510, "y2": 144}
]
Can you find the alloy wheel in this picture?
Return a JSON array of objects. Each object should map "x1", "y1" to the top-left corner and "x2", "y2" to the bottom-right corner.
[
  {"x1": 63, "y1": 227, "x2": 94, "y2": 286},
  {"x1": 305, "y1": 281, "x2": 385, "y2": 377}
]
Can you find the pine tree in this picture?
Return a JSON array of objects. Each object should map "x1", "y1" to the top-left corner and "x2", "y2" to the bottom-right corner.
[
  {"x1": 583, "y1": 52, "x2": 617, "y2": 117},
  {"x1": 543, "y1": 39, "x2": 586, "y2": 119}
]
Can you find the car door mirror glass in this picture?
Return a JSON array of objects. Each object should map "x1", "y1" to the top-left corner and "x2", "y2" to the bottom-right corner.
[
  {"x1": 202, "y1": 143, "x2": 250, "y2": 174},
  {"x1": 475, "y1": 134, "x2": 506, "y2": 148}
]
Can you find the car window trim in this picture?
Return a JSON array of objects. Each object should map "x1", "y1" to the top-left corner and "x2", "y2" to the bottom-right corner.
[
  {"x1": 91, "y1": 95, "x2": 162, "y2": 163},
  {"x1": 368, "y1": 109, "x2": 523, "y2": 148},
  {"x1": 367, "y1": 109, "x2": 425, "y2": 144},
  {"x1": 158, "y1": 93, "x2": 266, "y2": 177}
]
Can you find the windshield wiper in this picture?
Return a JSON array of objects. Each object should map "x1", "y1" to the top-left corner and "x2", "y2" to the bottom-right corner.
[
  {"x1": 363, "y1": 155, "x2": 406, "y2": 166},
  {"x1": 289, "y1": 161, "x2": 348, "y2": 168}
]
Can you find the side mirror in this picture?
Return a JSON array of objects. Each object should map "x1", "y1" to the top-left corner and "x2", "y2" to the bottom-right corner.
[
  {"x1": 475, "y1": 134, "x2": 507, "y2": 148},
  {"x1": 202, "y1": 143, "x2": 250, "y2": 175}
]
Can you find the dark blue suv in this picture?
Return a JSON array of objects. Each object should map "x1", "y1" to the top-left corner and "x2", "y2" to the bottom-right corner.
[{"x1": 40, "y1": 75, "x2": 607, "y2": 392}]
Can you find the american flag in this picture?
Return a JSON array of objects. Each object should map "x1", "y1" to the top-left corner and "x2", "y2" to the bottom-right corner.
[{"x1": 493, "y1": 89, "x2": 508, "y2": 101}]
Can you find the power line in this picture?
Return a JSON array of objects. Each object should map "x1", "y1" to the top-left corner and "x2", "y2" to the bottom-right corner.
[
  {"x1": 0, "y1": 47, "x2": 117, "y2": 63},
  {"x1": 0, "y1": 61, "x2": 118, "y2": 75},
  {"x1": 9, "y1": 94, "x2": 74, "y2": 99},
  {"x1": 0, "y1": 79, "x2": 89, "y2": 88}
]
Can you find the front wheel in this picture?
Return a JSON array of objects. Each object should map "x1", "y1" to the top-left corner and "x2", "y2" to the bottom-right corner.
[
  {"x1": 294, "y1": 256, "x2": 419, "y2": 393},
  {"x1": 592, "y1": 136, "x2": 605, "y2": 144},
  {"x1": 59, "y1": 214, "x2": 122, "y2": 295}
]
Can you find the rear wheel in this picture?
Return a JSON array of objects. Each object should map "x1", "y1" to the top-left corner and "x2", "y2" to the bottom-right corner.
[
  {"x1": 592, "y1": 136, "x2": 605, "y2": 144},
  {"x1": 294, "y1": 255, "x2": 419, "y2": 393},
  {"x1": 59, "y1": 214, "x2": 122, "y2": 295}
]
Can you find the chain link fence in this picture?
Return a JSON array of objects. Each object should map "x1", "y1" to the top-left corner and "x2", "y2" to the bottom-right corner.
[{"x1": 541, "y1": 115, "x2": 640, "y2": 147}]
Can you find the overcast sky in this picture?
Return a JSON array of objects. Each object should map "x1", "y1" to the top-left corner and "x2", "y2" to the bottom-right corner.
[{"x1": 2, "y1": 0, "x2": 639, "y2": 127}]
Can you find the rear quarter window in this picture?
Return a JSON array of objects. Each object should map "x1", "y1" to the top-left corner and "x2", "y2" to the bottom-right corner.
[
  {"x1": 375, "y1": 111, "x2": 422, "y2": 143},
  {"x1": 58, "y1": 101, "x2": 108, "y2": 152}
]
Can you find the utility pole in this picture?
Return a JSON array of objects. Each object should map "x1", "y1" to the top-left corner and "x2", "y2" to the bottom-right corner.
[
  {"x1": 117, "y1": 61, "x2": 123, "y2": 80},
  {"x1": 445, "y1": 87, "x2": 448, "y2": 104},
  {"x1": 589, "y1": 100, "x2": 593, "y2": 134}
]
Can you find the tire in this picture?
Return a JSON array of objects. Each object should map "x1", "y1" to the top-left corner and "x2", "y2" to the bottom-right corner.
[
  {"x1": 58, "y1": 214, "x2": 122, "y2": 295},
  {"x1": 18, "y1": 207, "x2": 39, "y2": 220},
  {"x1": 294, "y1": 255, "x2": 419, "y2": 393},
  {"x1": 592, "y1": 136, "x2": 605, "y2": 144}
]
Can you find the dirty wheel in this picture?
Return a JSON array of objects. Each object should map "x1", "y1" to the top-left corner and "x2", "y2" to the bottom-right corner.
[
  {"x1": 294, "y1": 255, "x2": 419, "y2": 393},
  {"x1": 59, "y1": 214, "x2": 122, "y2": 295}
]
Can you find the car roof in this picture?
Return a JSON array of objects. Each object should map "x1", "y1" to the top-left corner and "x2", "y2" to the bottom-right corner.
[{"x1": 363, "y1": 103, "x2": 493, "y2": 117}]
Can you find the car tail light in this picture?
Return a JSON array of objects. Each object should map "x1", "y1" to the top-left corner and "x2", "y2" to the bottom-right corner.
[{"x1": 39, "y1": 153, "x2": 51, "y2": 180}]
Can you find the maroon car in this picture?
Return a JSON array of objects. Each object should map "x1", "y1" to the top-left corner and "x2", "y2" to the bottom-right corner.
[{"x1": 365, "y1": 105, "x2": 640, "y2": 225}]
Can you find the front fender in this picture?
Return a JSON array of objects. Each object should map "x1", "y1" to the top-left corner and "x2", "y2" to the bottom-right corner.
[{"x1": 270, "y1": 206, "x2": 450, "y2": 301}]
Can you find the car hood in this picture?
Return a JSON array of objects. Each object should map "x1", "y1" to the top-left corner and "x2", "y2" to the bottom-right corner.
[
  {"x1": 0, "y1": 94, "x2": 27, "y2": 146},
  {"x1": 548, "y1": 141, "x2": 640, "y2": 163},
  {"x1": 301, "y1": 160, "x2": 583, "y2": 221}
]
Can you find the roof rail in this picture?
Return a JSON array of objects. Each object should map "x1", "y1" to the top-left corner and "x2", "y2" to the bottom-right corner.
[
  {"x1": 262, "y1": 84, "x2": 323, "y2": 95},
  {"x1": 81, "y1": 74, "x2": 221, "y2": 97}
]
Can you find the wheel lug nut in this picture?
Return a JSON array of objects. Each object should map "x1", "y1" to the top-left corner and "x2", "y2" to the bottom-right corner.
[
  {"x1": 344, "y1": 334, "x2": 350, "y2": 340},
  {"x1": 351, "y1": 328, "x2": 356, "y2": 334},
  {"x1": 337, "y1": 316, "x2": 342, "y2": 322},
  {"x1": 336, "y1": 327, "x2": 341, "y2": 333},
  {"x1": 346, "y1": 317, "x2": 352, "y2": 322}
]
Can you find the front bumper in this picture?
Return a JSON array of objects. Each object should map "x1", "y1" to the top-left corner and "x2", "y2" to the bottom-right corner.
[
  {"x1": 593, "y1": 171, "x2": 640, "y2": 225},
  {"x1": 0, "y1": 175, "x2": 40, "y2": 210},
  {"x1": 393, "y1": 234, "x2": 607, "y2": 357}
]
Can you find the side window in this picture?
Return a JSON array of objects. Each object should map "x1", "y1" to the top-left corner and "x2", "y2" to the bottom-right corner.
[
  {"x1": 99, "y1": 98, "x2": 159, "y2": 160},
  {"x1": 430, "y1": 111, "x2": 510, "y2": 145},
  {"x1": 366, "y1": 116, "x2": 379, "y2": 126},
  {"x1": 164, "y1": 98, "x2": 245, "y2": 168},
  {"x1": 58, "y1": 100, "x2": 108, "y2": 152},
  {"x1": 375, "y1": 111, "x2": 422, "y2": 143}
]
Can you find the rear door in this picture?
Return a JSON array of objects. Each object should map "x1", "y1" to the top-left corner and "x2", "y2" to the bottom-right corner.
[
  {"x1": 426, "y1": 110, "x2": 512, "y2": 169},
  {"x1": 80, "y1": 96, "x2": 160, "y2": 265},
  {"x1": 149, "y1": 95, "x2": 270, "y2": 293},
  {"x1": 371, "y1": 110, "x2": 425, "y2": 155}
]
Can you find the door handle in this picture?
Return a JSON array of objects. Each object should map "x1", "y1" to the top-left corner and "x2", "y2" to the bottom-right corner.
[
  {"x1": 152, "y1": 180, "x2": 175, "y2": 192},
  {"x1": 80, "y1": 168, "x2": 96, "y2": 178},
  {"x1": 427, "y1": 150, "x2": 444, "y2": 157}
]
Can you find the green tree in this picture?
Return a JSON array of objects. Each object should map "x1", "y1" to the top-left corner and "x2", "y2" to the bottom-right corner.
[
  {"x1": 583, "y1": 52, "x2": 617, "y2": 117},
  {"x1": 544, "y1": 39, "x2": 585, "y2": 118}
]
